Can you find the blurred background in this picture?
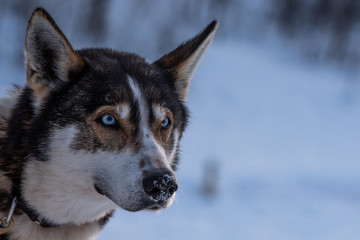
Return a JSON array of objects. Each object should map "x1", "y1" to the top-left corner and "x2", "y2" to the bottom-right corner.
[{"x1": 1, "y1": 0, "x2": 360, "y2": 239}]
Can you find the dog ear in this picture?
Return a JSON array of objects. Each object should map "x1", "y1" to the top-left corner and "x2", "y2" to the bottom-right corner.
[
  {"x1": 153, "y1": 20, "x2": 217, "y2": 101},
  {"x1": 25, "y1": 8, "x2": 84, "y2": 99}
]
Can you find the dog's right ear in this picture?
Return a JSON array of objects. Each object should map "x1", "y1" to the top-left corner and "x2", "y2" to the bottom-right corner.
[
  {"x1": 25, "y1": 8, "x2": 84, "y2": 100},
  {"x1": 154, "y1": 21, "x2": 217, "y2": 101}
]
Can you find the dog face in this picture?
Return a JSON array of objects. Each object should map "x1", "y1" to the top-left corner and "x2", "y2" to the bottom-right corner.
[{"x1": 19, "y1": 8, "x2": 216, "y2": 225}]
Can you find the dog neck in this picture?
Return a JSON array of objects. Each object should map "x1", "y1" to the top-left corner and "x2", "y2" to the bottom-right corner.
[
  {"x1": 1, "y1": 187, "x2": 113, "y2": 240},
  {"x1": 10, "y1": 184, "x2": 60, "y2": 228},
  {"x1": 4, "y1": 214, "x2": 106, "y2": 240}
]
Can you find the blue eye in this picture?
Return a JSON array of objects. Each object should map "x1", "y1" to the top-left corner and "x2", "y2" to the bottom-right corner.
[
  {"x1": 161, "y1": 118, "x2": 170, "y2": 129},
  {"x1": 101, "y1": 114, "x2": 116, "y2": 126}
]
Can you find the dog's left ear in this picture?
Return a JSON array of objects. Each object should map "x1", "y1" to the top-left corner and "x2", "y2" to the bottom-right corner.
[
  {"x1": 25, "y1": 8, "x2": 84, "y2": 100},
  {"x1": 154, "y1": 21, "x2": 218, "y2": 101}
]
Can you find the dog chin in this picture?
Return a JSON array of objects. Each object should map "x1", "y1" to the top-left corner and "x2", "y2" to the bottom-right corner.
[
  {"x1": 122, "y1": 199, "x2": 173, "y2": 212},
  {"x1": 145, "y1": 200, "x2": 173, "y2": 211}
]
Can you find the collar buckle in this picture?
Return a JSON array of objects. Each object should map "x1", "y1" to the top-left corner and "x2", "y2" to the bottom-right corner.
[{"x1": 0, "y1": 197, "x2": 17, "y2": 235}]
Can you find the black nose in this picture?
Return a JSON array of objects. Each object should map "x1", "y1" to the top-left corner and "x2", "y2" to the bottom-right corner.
[{"x1": 142, "y1": 170, "x2": 178, "y2": 202}]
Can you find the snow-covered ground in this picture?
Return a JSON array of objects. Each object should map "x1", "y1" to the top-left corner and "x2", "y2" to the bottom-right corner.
[{"x1": 1, "y1": 23, "x2": 360, "y2": 240}]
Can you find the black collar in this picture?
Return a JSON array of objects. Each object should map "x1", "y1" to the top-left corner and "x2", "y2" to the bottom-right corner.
[
  {"x1": 11, "y1": 184, "x2": 60, "y2": 228},
  {"x1": 9, "y1": 182, "x2": 114, "y2": 229}
]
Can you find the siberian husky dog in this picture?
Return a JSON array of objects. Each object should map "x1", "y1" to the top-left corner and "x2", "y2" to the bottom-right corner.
[{"x1": 0, "y1": 7, "x2": 217, "y2": 240}]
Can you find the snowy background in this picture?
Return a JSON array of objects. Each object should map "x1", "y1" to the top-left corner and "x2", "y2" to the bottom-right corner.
[{"x1": 1, "y1": 1, "x2": 360, "y2": 239}]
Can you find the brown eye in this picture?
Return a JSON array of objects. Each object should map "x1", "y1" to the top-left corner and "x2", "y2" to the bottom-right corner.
[{"x1": 161, "y1": 118, "x2": 170, "y2": 129}]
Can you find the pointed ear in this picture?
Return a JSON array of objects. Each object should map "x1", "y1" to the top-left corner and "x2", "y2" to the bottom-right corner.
[
  {"x1": 153, "y1": 20, "x2": 217, "y2": 101},
  {"x1": 25, "y1": 8, "x2": 84, "y2": 99}
]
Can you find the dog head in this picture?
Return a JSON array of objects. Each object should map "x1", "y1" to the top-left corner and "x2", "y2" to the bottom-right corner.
[{"x1": 19, "y1": 8, "x2": 217, "y2": 225}]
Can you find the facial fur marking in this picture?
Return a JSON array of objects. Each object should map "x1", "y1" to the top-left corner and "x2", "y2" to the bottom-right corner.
[
  {"x1": 116, "y1": 104, "x2": 130, "y2": 119},
  {"x1": 168, "y1": 129, "x2": 180, "y2": 164},
  {"x1": 153, "y1": 104, "x2": 166, "y2": 121},
  {"x1": 127, "y1": 75, "x2": 171, "y2": 170},
  {"x1": 127, "y1": 75, "x2": 149, "y2": 138}
]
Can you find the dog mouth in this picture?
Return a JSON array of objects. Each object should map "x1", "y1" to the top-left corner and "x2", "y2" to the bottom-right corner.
[
  {"x1": 149, "y1": 206, "x2": 161, "y2": 210},
  {"x1": 125, "y1": 196, "x2": 174, "y2": 212},
  {"x1": 115, "y1": 199, "x2": 171, "y2": 212},
  {"x1": 94, "y1": 184, "x2": 106, "y2": 196},
  {"x1": 136, "y1": 199, "x2": 172, "y2": 212},
  {"x1": 93, "y1": 183, "x2": 173, "y2": 212}
]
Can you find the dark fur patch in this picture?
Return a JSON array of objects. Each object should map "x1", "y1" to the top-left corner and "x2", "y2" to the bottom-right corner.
[{"x1": 0, "y1": 233, "x2": 9, "y2": 240}]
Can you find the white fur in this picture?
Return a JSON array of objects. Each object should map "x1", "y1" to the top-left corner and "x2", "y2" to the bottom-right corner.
[
  {"x1": 127, "y1": 75, "x2": 149, "y2": 135},
  {"x1": 152, "y1": 104, "x2": 166, "y2": 121},
  {"x1": 116, "y1": 103, "x2": 130, "y2": 119},
  {"x1": 22, "y1": 126, "x2": 117, "y2": 225},
  {"x1": 168, "y1": 129, "x2": 180, "y2": 165}
]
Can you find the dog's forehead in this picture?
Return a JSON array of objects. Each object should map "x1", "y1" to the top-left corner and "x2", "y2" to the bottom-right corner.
[
  {"x1": 78, "y1": 49, "x2": 160, "y2": 81},
  {"x1": 76, "y1": 49, "x2": 171, "y2": 104}
]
